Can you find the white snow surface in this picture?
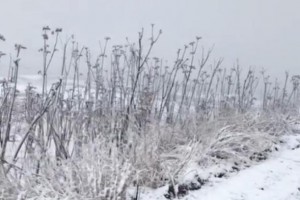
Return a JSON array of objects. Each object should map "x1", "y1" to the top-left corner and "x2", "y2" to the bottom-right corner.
[{"x1": 134, "y1": 134, "x2": 300, "y2": 200}]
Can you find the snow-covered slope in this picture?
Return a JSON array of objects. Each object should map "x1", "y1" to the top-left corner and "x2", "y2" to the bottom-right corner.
[
  {"x1": 136, "y1": 134, "x2": 300, "y2": 200},
  {"x1": 183, "y1": 136, "x2": 300, "y2": 200}
]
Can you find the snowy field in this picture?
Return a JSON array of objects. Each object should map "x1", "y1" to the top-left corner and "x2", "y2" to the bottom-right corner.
[{"x1": 1, "y1": 2, "x2": 300, "y2": 199}]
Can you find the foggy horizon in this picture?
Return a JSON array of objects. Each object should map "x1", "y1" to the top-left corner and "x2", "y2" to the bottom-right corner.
[{"x1": 1, "y1": 0, "x2": 300, "y2": 82}]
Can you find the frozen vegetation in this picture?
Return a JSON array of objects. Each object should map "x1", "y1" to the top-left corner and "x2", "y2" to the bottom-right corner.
[{"x1": 0, "y1": 27, "x2": 300, "y2": 199}]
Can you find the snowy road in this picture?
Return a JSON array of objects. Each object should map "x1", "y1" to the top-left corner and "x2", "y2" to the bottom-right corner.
[{"x1": 185, "y1": 141, "x2": 300, "y2": 200}]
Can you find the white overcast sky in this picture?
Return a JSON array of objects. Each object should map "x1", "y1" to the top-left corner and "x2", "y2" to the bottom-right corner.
[{"x1": 1, "y1": 0, "x2": 300, "y2": 81}]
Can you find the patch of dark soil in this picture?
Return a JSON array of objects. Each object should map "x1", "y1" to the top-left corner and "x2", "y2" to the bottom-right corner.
[
  {"x1": 214, "y1": 172, "x2": 226, "y2": 178},
  {"x1": 292, "y1": 144, "x2": 300, "y2": 150},
  {"x1": 231, "y1": 166, "x2": 240, "y2": 172},
  {"x1": 250, "y1": 152, "x2": 268, "y2": 162},
  {"x1": 164, "y1": 175, "x2": 207, "y2": 199}
]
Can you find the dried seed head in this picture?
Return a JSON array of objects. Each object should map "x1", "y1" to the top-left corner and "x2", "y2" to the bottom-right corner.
[
  {"x1": 42, "y1": 26, "x2": 51, "y2": 31},
  {"x1": 153, "y1": 57, "x2": 159, "y2": 62},
  {"x1": 42, "y1": 33, "x2": 49, "y2": 40},
  {"x1": 0, "y1": 51, "x2": 6, "y2": 57},
  {"x1": 189, "y1": 41, "x2": 195, "y2": 46},
  {"x1": 0, "y1": 34, "x2": 5, "y2": 41},
  {"x1": 15, "y1": 44, "x2": 26, "y2": 50}
]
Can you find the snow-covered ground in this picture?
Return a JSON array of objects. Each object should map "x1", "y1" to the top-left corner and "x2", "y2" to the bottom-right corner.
[
  {"x1": 135, "y1": 134, "x2": 300, "y2": 200},
  {"x1": 183, "y1": 136, "x2": 300, "y2": 200}
]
